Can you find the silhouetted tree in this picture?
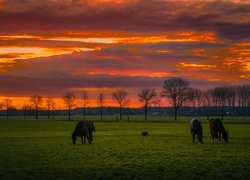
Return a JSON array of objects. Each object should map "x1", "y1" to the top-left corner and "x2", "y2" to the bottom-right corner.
[
  {"x1": 51, "y1": 100, "x2": 56, "y2": 119},
  {"x1": 211, "y1": 87, "x2": 228, "y2": 120},
  {"x1": 30, "y1": 95, "x2": 43, "y2": 119},
  {"x1": 22, "y1": 101, "x2": 30, "y2": 119},
  {"x1": 190, "y1": 88, "x2": 203, "y2": 116},
  {"x1": 225, "y1": 86, "x2": 236, "y2": 116},
  {"x1": 138, "y1": 88, "x2": 157, "y2": 120},
  {"x1": 203, "y1": 90, "x2": 212, "y2": 119},
  {"x1": 97, "y1": 93, "x2": 105, "y2": 121},
  {"x1": 82, "y1": 91, "x2": 89, "y2": 120},
  {"x1": 63, "y1": 92, "x2": 77, "y2": 121},
  {"x1": 162, "y1": 77, "x2": 192, "y2": 120},
  {"x1": 237, "y1": 85, "x2": 250, "y2": 116},
  {"x1": 46, "y1": 97, "x2": 54, "y2": 119},
  {"x1": 3, "y1": 98, "x2": 12, "y2": 120},
  {"x1": 112, "y1": 89, "x2": 129, "y2": 120}
]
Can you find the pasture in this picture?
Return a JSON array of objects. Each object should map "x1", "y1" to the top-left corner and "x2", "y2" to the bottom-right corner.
[{"x1": 0, "y1": 119, "x2": 249, "y2": 179}]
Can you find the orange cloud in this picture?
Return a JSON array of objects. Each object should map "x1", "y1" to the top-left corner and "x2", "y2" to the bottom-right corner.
[
  {"x1": 0, "y1": 46, "x2": 95, "y2": 63},
  {"x1": 177, "y1": 62, "x2": 217, "y2": 70}
]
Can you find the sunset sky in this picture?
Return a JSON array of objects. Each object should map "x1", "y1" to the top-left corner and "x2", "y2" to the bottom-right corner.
[{"x1": 0, "y1": 0, "x2": 249, "y2": 109}]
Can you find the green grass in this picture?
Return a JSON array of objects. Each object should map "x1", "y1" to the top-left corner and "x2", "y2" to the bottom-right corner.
[
  {"x1": 2, "y1": 115, "x2": 250, "y2": 123},
  {"x1": 0, "y1": 120, "x2": 249, "y2": 179}
]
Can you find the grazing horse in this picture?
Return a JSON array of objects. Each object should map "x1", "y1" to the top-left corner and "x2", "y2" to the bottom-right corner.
[
  {"x1": 190, "y1": 119, "x2": 203, "y2": 144},
  {"x1": 72, "y1": 120, "x2": 95, "y2": 144},
  {"x1": 209, "y1": 118, "x2": 228, "y2": 143}
]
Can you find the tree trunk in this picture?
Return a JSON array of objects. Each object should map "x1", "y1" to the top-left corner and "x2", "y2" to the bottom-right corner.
[
  {"x1": 6, "y1": 108, "x2": 9, "y2": 120},
  {"x1": 68, "y1": 108, "x2": 71, "y2": 121},
  {"x1": 221, "y1": 105, "x2": 224, "y2": 120},
  {"x1": 120, "y1": 106, "x2": 122, "y2": 120},
  {"x1": 24, "y1": 109, "x2": 27, "y2": 119},
  {"x1": 52, "y1": 110, "x2": 55, "y2": 119},
  {"x1": 47, "y1": 109, "x2": 50, "y2": 119},
  {"x1": 83, "y1": 107, "x2": 86, "y2": 120},
  {"x1": 145, "y1": 103, "x2": 148, "y2": 120},
  {"x1": 174, "y1": 107, "x2": 178, "y2": 120},
  {"x1": 35, "y1": 106, "x2": 38, "y2": 119},
  {"x1": 100, "y1": 107, "x2": 103, "y2": 121}
]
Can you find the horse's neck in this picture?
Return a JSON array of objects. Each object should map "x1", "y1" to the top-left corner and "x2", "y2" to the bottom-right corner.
[
  {"x1": 72, "y1": 131, "x2": 77, "y2": 136},
  {"x1": 219, "y1": 122, "x2": 226, "y2": 132}
]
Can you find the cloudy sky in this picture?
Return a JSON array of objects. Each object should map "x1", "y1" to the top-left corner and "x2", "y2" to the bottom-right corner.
[{"x1": 0, "y1": 0, "x2": 249, "y2": 108}]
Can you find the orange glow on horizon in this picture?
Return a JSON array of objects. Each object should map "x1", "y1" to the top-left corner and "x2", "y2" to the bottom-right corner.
[{"x1": 0, "y1": 96, "x2": 147, "y2": 110}]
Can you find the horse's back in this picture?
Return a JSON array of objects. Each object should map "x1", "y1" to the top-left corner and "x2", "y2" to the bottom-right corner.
[
  {"x1": 82, "y1": 120, "x2": 95, "y2": 131},
  {"x1": 74, "y1": 121, "x2": 89, "y2": 136},
  {"x1": 209, "y1": 118, "x2": 224, "y2": 132},
  {"x1": 190, "y1": 119, "x2": 202, "y2": 134},
  {"x1": 208, "y1": 118, "x2": 215, "y2": 131}
]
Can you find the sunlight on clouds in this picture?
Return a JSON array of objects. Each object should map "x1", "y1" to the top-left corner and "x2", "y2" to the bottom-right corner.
[
  {"x1": 48, "y1": 37, "x2": 124, "y2": 44},
  {"x1": 74, "y1": 70, "x2": 172, "y2": 78},
  {"x1": 145, "y1": 49, "x2": 172, "y2": 53},
  {"x1": 0, "y1": 47, "x2": 95, "y2": 63},
  {"x1": 177, "y1": 62, "x2": 217, "y2": 70},
  {"x1": 121, "y1": 32, "x2": 220, "y2": 44},
  {"x1": 70, "y1": 87, "x2": 120, "y2": 93}
]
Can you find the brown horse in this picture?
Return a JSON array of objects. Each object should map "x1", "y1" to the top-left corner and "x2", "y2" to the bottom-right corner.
[
  {"x1": 209, "y1": 118, "x2": 228, "y2": 143},
  {"x1": 72, "y1": 120, "x2": 95, "y2": 144},
  {"x1": 190, "y1": 119, "x2": 203, "y2": 144}
]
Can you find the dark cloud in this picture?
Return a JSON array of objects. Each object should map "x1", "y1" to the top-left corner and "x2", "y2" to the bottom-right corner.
[
  {"x1": 0, "y1": 0, "x2": 249, "y2": 40},
  {"x1": 0, "y1": 74, "x2": 163, "y2": 96}
]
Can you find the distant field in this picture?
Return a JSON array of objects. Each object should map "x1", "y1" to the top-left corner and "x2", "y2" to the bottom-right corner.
[
  {"x1": 0, "y1": 120, "x2": 249, "y2": 179},
  {"x1": 1, "y1": 115, "x2": 250, "y2": 123}
]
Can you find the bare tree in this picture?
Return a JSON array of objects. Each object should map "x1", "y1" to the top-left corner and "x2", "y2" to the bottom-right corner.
[
  {"x1": 30, "y1": 95, "x2": 43, "y2": 119},
  {"x1": 237, "y1": 85, "x2": 250, "y2": 116},
  {"x1": 138, "y1": 88, "x2": 157, "y2": 120},
  {"x1": 191, "y1": 88, "x2": 203, "y2": 116},
  {"x1": 161, "y1": 77, "x2": 192, "y2": 120},
  {"x1": 152, "y1": 97, "x2": 161, "y2": 107},
  {"x1": 82, "y1": 91, "x2": 89, "y2": 120},
  {"x1": 247, "y1": 85, "x2": 250, "y2": 116},
  {"x1": 211, "y1": 87, "x2": 228, "y2": 120},
  {"x1": 225, "y1": 86, "x2": 236, "y2": 116},
  {"x1": 203, "y1": 90, "x2": 212, "y2": 119},
  {"x1": 46, "y1": 97, "x2": 55, "y2": 119},
  {"x1": 22, "y1": 101, "x2": 30, "y2": 119},
  {"x1": 3, "y1": 98, "x2": 12, "y2": 120},
  {"x1": 51, "y1": 100, "x2": 56, "y2": 119},
  {"x1": 97, "y1": 93, "x2": 105, "y2": 121},
  {"x1": 112, "y1": 89, "x2": 129, "y2": 120},
  {"x1": 63, "y1": 92, "x2": 77, "y2": 121}
]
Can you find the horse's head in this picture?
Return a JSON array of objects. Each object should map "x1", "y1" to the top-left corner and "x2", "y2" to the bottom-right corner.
[
  {"x1": 72, "y1": 133, "x2": 77, "y2": 144},
  {"x1": 223, "y1": 131, "x2": 229, "y2": 143},
  {"x1": 197, "y1": 134, "x2": 203, "y2": 144}
]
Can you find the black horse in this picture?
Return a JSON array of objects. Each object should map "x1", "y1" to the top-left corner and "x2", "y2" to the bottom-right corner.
[
  {"x1": 190, "y1": 119, "x2": 203, "y2": 144},
  {"x1": 72, "y1": 120, "x2": 95, "y2": 144},
  {"x1": 209, "y1": 118, "x2": 228, "y2": 143}
]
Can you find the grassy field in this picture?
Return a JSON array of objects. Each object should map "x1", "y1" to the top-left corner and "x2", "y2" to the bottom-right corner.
[
  {"x1": 0, "y1": 119, "x2": 249, "y2": 179},
  {"x1": 2, "y1": 115, "x2": 250, "y2": 123}
]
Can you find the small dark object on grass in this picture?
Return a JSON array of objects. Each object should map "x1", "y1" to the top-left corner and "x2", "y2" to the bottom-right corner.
[{"x1": 142, "y1": 132, "x2": 148, "y2": 136}]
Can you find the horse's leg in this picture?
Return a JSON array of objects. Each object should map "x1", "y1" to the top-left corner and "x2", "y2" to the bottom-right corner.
[
  {"x1": 219, "y1": 132, "x2": 221, "y2": 141},
  {"x1": 87, "y1": 134, "x2": 91, "y2": 144},
  {"x1": 213, "y1": 131, "x2": 217, "y2": 141},
  {"x1": 81, "y1": 136, "x2": 84, "y2": 144},
  {"x1": 192, "y1": 134, "x2": 195, "y2": 144},
  {"x1": 211, "y1": 131, "x2": 214, "y2": 142},
  {"x1": 89, "y1": 131, "x2": 93, "y2": 141},
  {"x1": 84, "y1": 136, "x2": 86, "y2": 144}
]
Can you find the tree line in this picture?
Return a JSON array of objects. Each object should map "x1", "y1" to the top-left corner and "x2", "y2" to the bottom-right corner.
[{"x1": 0, "y1": 77, "x2": 249, "y2": 120}]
